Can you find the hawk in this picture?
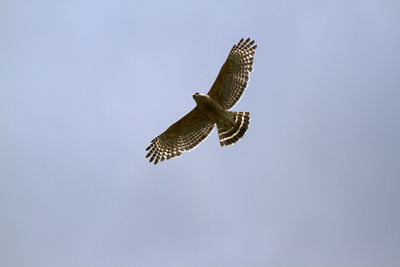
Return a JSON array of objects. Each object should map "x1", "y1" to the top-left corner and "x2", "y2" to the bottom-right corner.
[{"x1": 146, "y1": 38, "x2": 257, "y2": 164}]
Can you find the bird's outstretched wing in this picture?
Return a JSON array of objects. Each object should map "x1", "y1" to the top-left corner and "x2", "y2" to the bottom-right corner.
[
  {"x1": 207, "y1": 38, "x2": 257, "y2": 110},
  {"x1": 145, "y1": 108, "x2": 215, "y2": 164}
]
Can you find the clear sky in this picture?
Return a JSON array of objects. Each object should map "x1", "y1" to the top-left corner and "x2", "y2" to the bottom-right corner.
[{"x1": 1, "y1": 0, "x2": 400, "y2": 266}]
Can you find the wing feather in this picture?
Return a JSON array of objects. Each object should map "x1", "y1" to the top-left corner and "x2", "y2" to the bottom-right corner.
[
  {"x1": 146, "y1": 108, "x2": 215, "y2": 164},
  {"x1": 207, "y1": 38, "x2": 257, "y2": 110}
]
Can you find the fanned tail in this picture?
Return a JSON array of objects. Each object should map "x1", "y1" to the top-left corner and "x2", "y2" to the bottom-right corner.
[{"x1": 217, "y1": 111, "x2": 250, "y2": 146}]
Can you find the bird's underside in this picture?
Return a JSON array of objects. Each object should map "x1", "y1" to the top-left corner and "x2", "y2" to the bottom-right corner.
[{"x1": 146, "y1": 37, "x2": 257, "y2": 164}]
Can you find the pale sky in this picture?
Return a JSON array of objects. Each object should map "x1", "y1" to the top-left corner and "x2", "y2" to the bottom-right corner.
[{"x1": 1, "y1": 0, "x2": 400, "y2": 266}]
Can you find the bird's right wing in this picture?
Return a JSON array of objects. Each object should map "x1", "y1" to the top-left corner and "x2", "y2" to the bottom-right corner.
[{"x1": 146, "y1": 108, "x2": 215, "y2": 164}]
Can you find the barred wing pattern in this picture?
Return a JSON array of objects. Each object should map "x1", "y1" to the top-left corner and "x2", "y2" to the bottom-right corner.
[
  {"x1": 208, "y1": 38, "x2": 257, "y2": 110},
  {"x1": 146, "y1": 108, "x2": 215, "y2": 164}
]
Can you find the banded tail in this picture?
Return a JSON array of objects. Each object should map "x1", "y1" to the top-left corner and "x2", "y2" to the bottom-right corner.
[{"x1": 217, "y1": 111, "x2": 250, "y2": 146}]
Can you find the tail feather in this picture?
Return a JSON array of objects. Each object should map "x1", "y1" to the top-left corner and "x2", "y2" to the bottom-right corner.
[{"x1": 217, "y1": 111, "x2": 250, "y2": 146}]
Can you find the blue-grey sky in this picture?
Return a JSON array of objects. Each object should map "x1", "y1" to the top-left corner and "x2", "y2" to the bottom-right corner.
[{"x1": 1, "y1": 0, "x2": 400, "y2": 266}]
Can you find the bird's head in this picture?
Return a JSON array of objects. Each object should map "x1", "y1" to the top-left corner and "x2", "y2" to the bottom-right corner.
[
  {"x1": 192, "y1": 92, "x2": 202, "y2": 103},
  {"x1": 193, "y1": 93, "x2": 209, "y2": 103},
  {"x1": 192, "y1": 92, "x2": 209, "y2": 104}
]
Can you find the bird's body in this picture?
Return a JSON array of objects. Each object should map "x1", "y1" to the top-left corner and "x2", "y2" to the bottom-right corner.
[
  {"x1": 193, "y1": 93, "x2": 234, "y2": 129},
  {"x1": 146, "y1": 38, "x2": 257, "y2": 164}
]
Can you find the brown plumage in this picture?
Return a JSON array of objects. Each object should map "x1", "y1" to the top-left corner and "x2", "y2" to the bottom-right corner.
[{"x1": 146, "y1": 38, "x2": 257, "y2": 164}]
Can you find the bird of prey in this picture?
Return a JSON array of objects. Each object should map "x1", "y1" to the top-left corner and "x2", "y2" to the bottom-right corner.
[{"x1": 146, "y1": 38, "x2": 257, "y2": 164}]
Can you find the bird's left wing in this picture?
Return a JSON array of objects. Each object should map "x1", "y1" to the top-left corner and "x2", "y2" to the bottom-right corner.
[
  {"x1": 207, "y1": 38, "x2": 257, "y2": 110},
  {"x1": 146, "y1": 108, "x2": 215, "y2": 164}
]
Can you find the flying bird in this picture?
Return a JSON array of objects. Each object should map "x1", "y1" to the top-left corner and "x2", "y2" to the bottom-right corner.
[{"x1": 146, "y1": 38, "x2": 257, "y2": 164}]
